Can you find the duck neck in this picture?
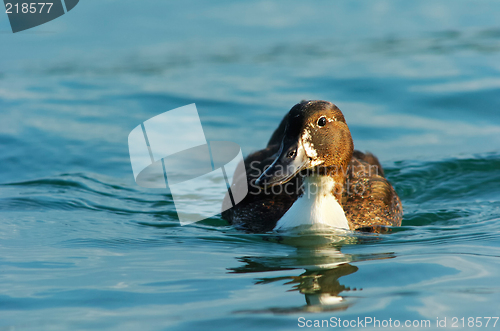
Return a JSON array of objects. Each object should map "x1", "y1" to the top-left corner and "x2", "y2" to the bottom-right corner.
[
  {"x1": 273, "y1": 173, "x2": 350, "y2": 231},
  {"x1": 310, "y1": 164, "x2": 349, "y2": 206}
]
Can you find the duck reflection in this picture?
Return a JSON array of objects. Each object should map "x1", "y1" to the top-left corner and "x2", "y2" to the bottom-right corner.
[
  {"x1": 230, "y1": 243, "x2": 394, "y2": 313},
  {"x1": 297, "y1": 264, "x2": 359, "y2": 307}
]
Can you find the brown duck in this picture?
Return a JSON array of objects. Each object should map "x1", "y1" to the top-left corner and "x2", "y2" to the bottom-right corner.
[{"x1": 222, "y1": 100, "x2": 402, "y2": 233}]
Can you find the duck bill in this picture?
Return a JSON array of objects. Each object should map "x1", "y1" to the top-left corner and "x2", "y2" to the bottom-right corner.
[{"x1": 255, "y1": 140, "x2": 310, "y2": 187}]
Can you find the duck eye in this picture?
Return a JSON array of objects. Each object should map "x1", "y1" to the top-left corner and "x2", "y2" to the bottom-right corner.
[{"x1": 317, "y1": 117, "x2": 327, "y2": 127}]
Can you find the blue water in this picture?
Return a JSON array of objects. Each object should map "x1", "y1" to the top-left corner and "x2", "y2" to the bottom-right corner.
[{"x1": 1, "y1": 1, "x2": 500, "y2": 330}]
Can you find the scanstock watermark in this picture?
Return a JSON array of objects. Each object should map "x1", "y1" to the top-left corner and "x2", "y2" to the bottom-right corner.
[
  {"x1": 3, "y1": 0, "x2": 79, "y2": 33},
  {"x1": 298, "y1": 316, "x2": 499, "y2": 328},
  {"x1": 128, "y1": 104, "x2": 248, "y2": 225}
]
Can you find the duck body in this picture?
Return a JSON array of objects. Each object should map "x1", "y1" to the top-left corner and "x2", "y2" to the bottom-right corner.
[{"x1": 222, "y1": 100, "x2": 402, "y2": 233}]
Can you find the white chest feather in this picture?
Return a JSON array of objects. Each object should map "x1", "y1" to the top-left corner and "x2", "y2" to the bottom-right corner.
[{"x1": 273, "y1": 175, "x2": 350, "y2": 231}]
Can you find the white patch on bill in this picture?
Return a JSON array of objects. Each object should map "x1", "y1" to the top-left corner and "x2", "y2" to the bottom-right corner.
[{"x1": 301, "y1": 129, "x2": 318, "y2": 158}]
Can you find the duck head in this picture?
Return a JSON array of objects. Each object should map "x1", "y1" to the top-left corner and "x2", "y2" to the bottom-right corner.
[{"x1": 255, "y1": 100, "x2": 354, "y2": 188}]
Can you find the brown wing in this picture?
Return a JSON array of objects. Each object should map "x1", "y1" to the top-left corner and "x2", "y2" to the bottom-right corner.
[{"x1": 342, "y1": 151, "x2": 403, "y2": 231}]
